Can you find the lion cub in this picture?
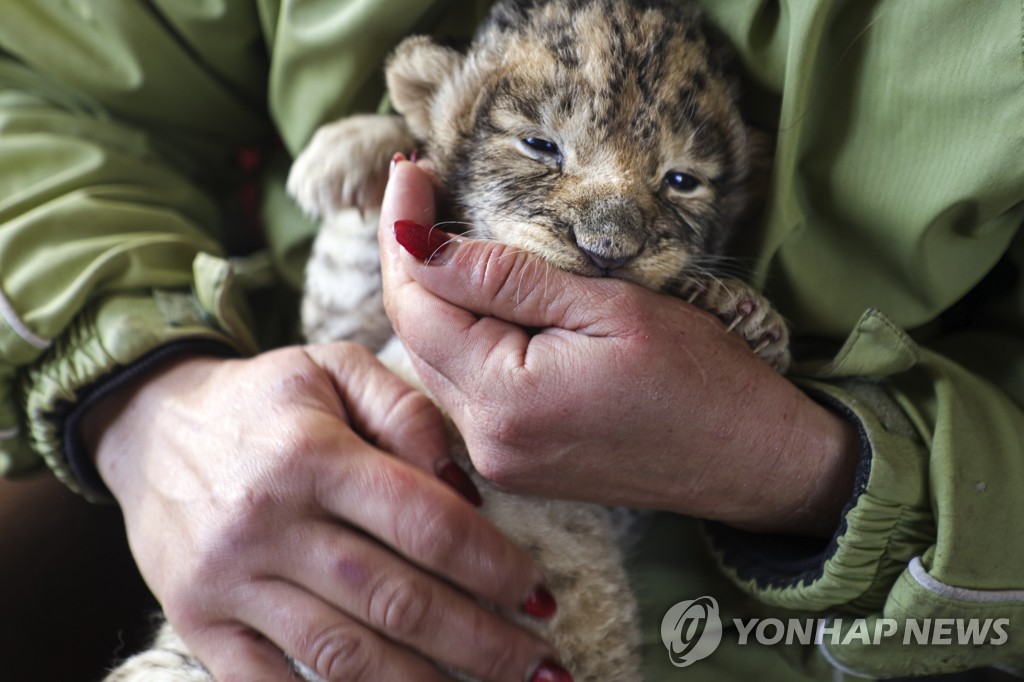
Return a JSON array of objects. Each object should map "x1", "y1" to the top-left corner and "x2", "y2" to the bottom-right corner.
[{"x1": 103, "y1": 1, "x2": 788, "y2": 681}]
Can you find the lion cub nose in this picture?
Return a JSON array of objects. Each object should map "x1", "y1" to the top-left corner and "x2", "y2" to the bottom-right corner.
[{"x1": 578, "y1": 246, "x2": 638, "y2": 271}]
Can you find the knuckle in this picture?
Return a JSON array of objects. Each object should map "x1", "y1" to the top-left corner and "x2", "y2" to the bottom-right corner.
[
  {"x1": 472, "y1": 243, "x2": 531, "y2": 300},
  {"x1": 273, "y1": 427, "x2": 324, "y2": 470},
  {"x1": 306, "y1": 624, "x2": 373, "y2": 681},
  {"x1": 362, "y1": 457, "x2": 421, "y2": 508},
  {"x1": 389, "y1": 384, "x2": 438, "y2": 424},
  {"x1": 481, "y1": 648, "x2": 518, "y2": 682},
  {"x1": 366, "y1": 574, "x2": 434, "y2": 640},
  {"x1": 476, "y1": 402, "x2": 525, "y2": 446},
  {"x1": 161, "y1": 597, "x2": 208, "y2": 636},
  {"x1": 468, "y1": 445, "x2": 516, "y2": 487},
  {"x1": 476, "y1": 628, "x2": 529, "y2": 682},
  {"x1": 465, "y1": 411, "x2": 528, "y2": 487},
  {"x1": 383, "y1": 386, "x2": 444, "y2": 444},
  {"x1": 396, "y1": 501, "x2": 466, "y2": 571}
]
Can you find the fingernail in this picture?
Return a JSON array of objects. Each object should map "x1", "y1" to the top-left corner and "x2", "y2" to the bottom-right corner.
[
  {"x1": 529, "y1": 659, "x2": 573, "y2": 682},
  {"x1": 521, "y1": 585, "x2": 557, "y2": 620},
  {"x1": 394, "y1": 220, "x2": 452, "y2": 263},
  {"x1": 409, "y1": 148, "x2": 420, "y2": 163},
  {"x1": 389, "y1": 152, "x2": 406, "y2": 178},
  {"x1": 437, "y1": 460, "x2": 483, "y2": 507}
]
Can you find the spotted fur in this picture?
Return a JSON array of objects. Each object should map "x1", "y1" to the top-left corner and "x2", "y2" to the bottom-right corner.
[{"x1": 393, "y1": 0, "x2": 763, "y2": 293}]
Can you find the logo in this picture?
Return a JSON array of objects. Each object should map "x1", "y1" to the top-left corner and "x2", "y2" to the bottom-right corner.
[{"x1": 661, "y1": 596, "x2": 723, "y2": 667}]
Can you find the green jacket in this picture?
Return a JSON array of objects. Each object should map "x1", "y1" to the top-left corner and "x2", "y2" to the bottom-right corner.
[{"x1": 1, "y1": 1, "x2": 1021, "y2": 680}]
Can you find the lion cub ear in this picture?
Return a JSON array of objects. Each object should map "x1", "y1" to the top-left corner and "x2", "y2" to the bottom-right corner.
[{"x1": 386, "y1": 36, "x2": 464, "y2": 139}]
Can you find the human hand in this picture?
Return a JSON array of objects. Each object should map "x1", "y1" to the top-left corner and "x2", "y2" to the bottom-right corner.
[
  {"x1": 379, "y1": 160, "x2": 859, "y2": 537},
  {"x1": 84, "y1": 344, "x2": 565, "y2": 681}
]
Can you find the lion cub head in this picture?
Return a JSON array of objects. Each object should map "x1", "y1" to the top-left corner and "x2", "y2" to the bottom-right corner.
[{"x1": 386, "y1": 0, "x2": 765, "y2": 293}]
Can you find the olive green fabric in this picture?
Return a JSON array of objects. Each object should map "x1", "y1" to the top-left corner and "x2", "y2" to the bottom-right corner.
[
  {"x1": 0, "y1": 0, "x2": 1021, "y2": 679},
  {"x1": 0, "y1": 0, "x2": 491, "y2": 483}
]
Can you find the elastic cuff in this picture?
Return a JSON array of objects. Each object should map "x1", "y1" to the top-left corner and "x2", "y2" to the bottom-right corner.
[
  {"x1": 59, "y1": 339, "x2": 239, "y2": 501},
  {"x1": 705, "y1": 388, "x2": 873, "y2": 587},
  {"x1": 706, "y1": 379, "x2": 934, "y2": 613},
  {"x1": 21, "y1": 292, "x2": 251, "y2": 501}
]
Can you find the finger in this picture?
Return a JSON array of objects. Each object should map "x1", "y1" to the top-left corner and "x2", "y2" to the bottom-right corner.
[
  {"x1": 304, "y1": 343, "x2": 448, "y2": 476},
  {"x1": 314, "y1": 433, "x2": 549, "y2": 613},
  {"x1": 276, "y1": 520, "x2": 558, "y2": 681},
  {"x1": 186, "y1": 621, "x2": 298, "y2": 682},
  {"x1": 232, "y1": 579, "x2": 453, "y2": 682}
]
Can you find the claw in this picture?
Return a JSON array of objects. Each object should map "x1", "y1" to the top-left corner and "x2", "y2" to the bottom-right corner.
[
  {"x1": 726, "y1": 299, "x2": 756, "y2": 333},
  {"x1": 753, "y1": 330, "x2": 781, "y2": 355}
]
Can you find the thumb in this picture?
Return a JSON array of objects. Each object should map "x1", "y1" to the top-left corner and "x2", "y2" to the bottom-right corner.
[{"x1": 378, "y1": 159, "x2": 438, "y2": 296}]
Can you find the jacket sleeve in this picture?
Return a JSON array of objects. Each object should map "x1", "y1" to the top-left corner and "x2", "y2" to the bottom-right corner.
[
  {"x1": 0, "y1": 0, "x2": 494, "y2": 500},
  {"x1": 0, "y1": 54, "x2": 263, "y2": 499},
  {"x1": 0, "y1": 0, "x2": 283, "y2": 498},
  {"x1": 697, "y1": 0, "x2": 1024, "y2": 676},
  {"x1": 706, "y1": 301, "x2": 1024, "y2": 677}
]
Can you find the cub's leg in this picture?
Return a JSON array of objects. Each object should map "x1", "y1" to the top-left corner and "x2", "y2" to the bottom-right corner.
[
  {"x1": 102, "y1": 623, "x2": 212, "y2": 682},
  {"x1": 686, "y1": 277, "x2": 792, "y2": 372},
  {"x1": 481, "y1": 488, "x2": 644, "y2": 682},
  {"x1": 103, "y1": 622, "x2": 325, "y2": 682},
  {"x1": 288, "y1": 115, "x2": 416, "y2": 351}
]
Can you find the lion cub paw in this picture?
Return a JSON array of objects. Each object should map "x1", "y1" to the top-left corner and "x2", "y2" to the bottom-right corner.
[
  {"x1": 287, "y1": 114, "x2": 416, "y2": 218},
  {"x1": 690, "y1": 278, "x2": 791, "y2": 373}
]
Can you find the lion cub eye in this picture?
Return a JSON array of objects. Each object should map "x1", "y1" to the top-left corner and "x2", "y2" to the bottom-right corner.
[
  {"x1": 663, "y1": 171, "x2": 701, "y2": 193},
  {"x1": 518, "y1": 137, "x2": 562, "y2": 163}
]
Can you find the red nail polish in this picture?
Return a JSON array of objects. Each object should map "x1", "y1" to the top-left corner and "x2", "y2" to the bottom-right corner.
[
  {"x1": 437, "y1": 461, "x2": 483, "y2": 507},
  {"x1": 394, "y1": 220, "x2": 452, "y2": 263},
  {"x1": 389, "y1": 152, "x2": 406, "y2": 177},
  {"x1": 530, "y1": 660, "x2": 573, "y2": 682},
  {"x1": 522, "y1": 585, "x2": 557, "y2": 620}
]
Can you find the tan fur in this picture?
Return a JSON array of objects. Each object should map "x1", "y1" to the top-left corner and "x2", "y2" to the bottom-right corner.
[
  {"x1": 104, "y1": 2, "x2": 789, "y2": 681},
  {"x1": 391, "y1": 1, "x2": 763, "y2": 290}
]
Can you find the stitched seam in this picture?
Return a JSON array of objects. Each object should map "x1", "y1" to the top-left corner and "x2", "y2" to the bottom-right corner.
[
  {"x1": 868, "y1": 309, "x2": 920, "y2": 364},
  {"x1": 908, "y1": 556, "x2": 1024, "y2": 603},
  {"x1": 0, "y1": 286, "x2": 51, "y2": 350}
]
